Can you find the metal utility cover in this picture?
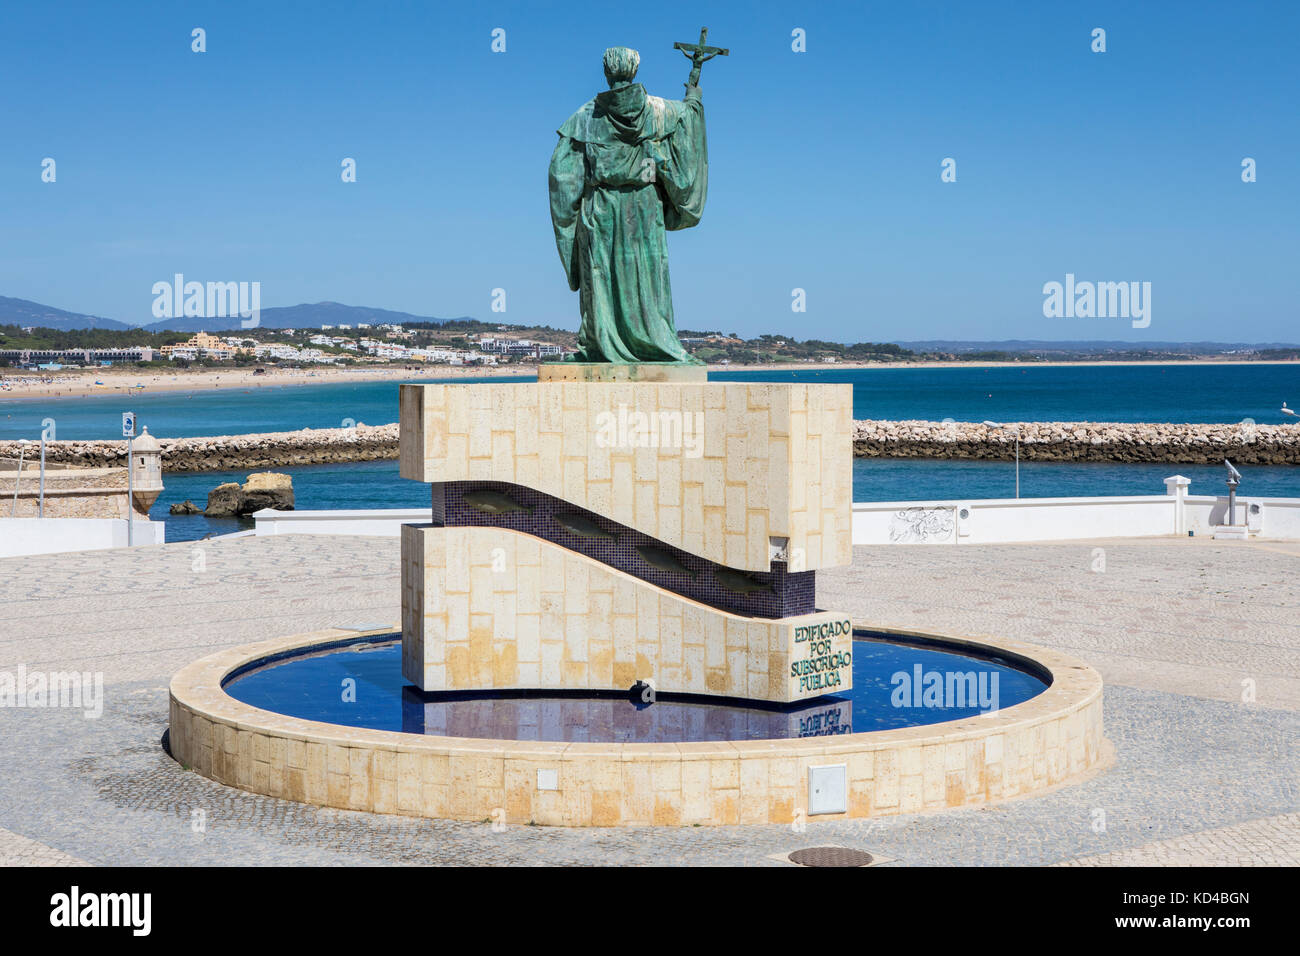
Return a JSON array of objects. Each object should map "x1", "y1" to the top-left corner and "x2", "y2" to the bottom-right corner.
[{"x1": 808, "y1": 763, "x2": 847, "y2": 815}]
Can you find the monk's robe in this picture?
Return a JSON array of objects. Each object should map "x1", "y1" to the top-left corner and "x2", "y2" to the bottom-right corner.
[{"x1": 548, "y1": 81, "x2": 708, "y2": 364}]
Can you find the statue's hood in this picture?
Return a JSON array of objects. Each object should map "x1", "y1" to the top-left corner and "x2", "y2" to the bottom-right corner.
[{"x1": 557, "y1": 83, "x2": 680, "y2": 145}]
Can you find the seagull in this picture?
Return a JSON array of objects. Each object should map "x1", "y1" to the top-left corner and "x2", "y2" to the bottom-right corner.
[{"x1": 1283, "y1": 402, "x2": 1298, "y2": 419}]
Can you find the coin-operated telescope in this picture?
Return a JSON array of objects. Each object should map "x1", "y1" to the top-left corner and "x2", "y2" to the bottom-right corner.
[{"x1": 1223, "y1": 459, "x2": 1241, "y2": 526}]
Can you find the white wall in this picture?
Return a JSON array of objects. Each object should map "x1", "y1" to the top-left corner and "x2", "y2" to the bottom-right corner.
[
  {"x1": 1183, "y1": 495, "x2": 1300, "y2": 539},
  {"x1": 247, "y1": 491, "x2": 1300, "y2": 547},
  {"x1": 853, "y1": 493, "x2": 1300, "y2": 545},
  {"x1": 253, "y1": 508, "x2": 433, "y2": 537},
  {"x1": 0, "y1": 518, "x2": 165, "y2": 557}
]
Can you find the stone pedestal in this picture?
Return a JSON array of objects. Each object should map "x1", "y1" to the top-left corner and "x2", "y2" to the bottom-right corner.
[
  {"x1": 1212, "y1": 524, "x2": 1250, "y2": 540},
  {"x1": 537, "y1": 362, "x2": 707, "y2": 384},
  {"x1": 399, "y1": 378, "x2": 854, "y2": 705}
]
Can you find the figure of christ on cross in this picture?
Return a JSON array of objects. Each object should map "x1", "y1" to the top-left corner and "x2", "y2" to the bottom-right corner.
[{"x1": 673, "y1": 27, "x2": 728, "y2": 89}]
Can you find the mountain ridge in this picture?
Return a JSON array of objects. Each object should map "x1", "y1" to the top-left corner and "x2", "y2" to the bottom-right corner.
[
  {"x1": 0, "y1": 296, "x2": 476, "y2": 332},
  {"x1": 0, "y1": 296, "x2": 133, "y2": 331},
  {"x1": 3, "y1": 295, "x2": 1297, "y2": 349}
]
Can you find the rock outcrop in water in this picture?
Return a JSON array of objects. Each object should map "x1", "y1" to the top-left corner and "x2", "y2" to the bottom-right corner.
[
  {"x1": 204, "y1": 483, "x2": 245, "y2": 517},
  {"x1": 2, "y1": 419, "x2": 1296, "y2": 470},
  {"x1": 239, "y1": 472, "x2": 295, "y2": 512},
  {"x1": 203, "y1": 473, "x2": 295, "y2": 516}
]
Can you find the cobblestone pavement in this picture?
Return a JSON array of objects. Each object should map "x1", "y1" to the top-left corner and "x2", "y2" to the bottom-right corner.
[
  {"x1": 0, "y1": 535, "x2": 1296, "y2": 866},
  {"x1": 1054, "y1": 812, "x2": 1300, "y2": 867},
  {"x1": 819, "y1": 538, "x2": 1300, "y2": 710},
  {"x1": 0, "y1": 827, "x2": 86, "y2": 866}
]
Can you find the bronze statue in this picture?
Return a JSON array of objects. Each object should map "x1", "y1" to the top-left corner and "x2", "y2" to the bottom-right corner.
[{"x1": 548, "y1": 32, "x2": 727, "y2": 364}]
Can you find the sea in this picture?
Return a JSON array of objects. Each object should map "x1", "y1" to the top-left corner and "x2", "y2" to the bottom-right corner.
[{"x1": 2, "y1": 364, "x2": 1297, "y2": 543}]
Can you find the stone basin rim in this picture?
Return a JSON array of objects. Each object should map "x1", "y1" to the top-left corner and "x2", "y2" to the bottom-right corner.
[{"x1": 169, "y1": 621, "x2": 1101, "y2": 759}]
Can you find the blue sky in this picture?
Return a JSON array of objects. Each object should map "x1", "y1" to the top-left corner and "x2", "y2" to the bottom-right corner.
[{"x1": 1, "y1": 0, "x2": 1295, "y2": 342}]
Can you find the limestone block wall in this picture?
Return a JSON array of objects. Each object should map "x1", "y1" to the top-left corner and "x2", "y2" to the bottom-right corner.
[
  {"x1": 0, "y1": 464, "x2": 148, "y2": 518},
  {"x1": 399, "y1": 382, "x2": 853, "y2": 573},
  {"x1": 402, "y1": 524, "x2": 852, "y2": 703}
]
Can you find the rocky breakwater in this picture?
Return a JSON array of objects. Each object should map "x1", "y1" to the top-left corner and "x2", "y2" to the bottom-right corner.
[
  {"x1": 6, "y1": 420, "x2": 1296, "y2": 471},
  {"x1": 852, "y1": 420, "x2": 1300, "y2": 464},
  {"x1": 0, "y1": 423, "x2": 399, "y2": 472}
]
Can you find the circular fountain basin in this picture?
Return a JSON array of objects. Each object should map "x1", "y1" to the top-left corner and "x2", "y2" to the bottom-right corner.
[
  {"x1": 222, "y1": 632, "x2": 1049, "y2": 743},
  {"x1": 168, "y1": 625, "x2": 1104, "y2": 827}
]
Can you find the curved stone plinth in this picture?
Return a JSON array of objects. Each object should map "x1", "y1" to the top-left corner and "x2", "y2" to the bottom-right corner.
[
  {"x1": 398, "y1": 381, "x2": 852, "y2": 573},
  {"x1": 168, "y1": 626, "x2": 1106, "y2": 827},
  {"x1": 401, "y1": 523, "x2": 852, "y2": 703}
]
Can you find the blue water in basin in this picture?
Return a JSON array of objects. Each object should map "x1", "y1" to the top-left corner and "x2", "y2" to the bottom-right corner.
[{"x1": 223, "y1": 632, "x2": 1050, "y2": 743}]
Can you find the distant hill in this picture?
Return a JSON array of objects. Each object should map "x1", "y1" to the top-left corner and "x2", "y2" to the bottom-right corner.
[
  {"x1": 0, "y1": 295, "x2": 477, "y2": 332},
  {"x1": 0, "y1": 296, "x2": 132, "y2": 331},
  {"x1": 141, "y1": 301, "x2": 476, "y2": 332},
  {"x1": 897, "y1": 339, "x2": 1300, "y2": 353},
  {"x1": 5, "y1": 294, "x2": 1298, "y2": 349}
]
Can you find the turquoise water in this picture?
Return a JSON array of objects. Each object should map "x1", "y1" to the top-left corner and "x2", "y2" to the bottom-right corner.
[
  {"x1": 223, "y1": 633, "x2": 1047, "y2": 742},
  {"x1": 0, "y1": 373, "x2": 536, "y2": 440},
  {"x1": 2, "y1": 364, "x2": 1295, "y2": 542},
  {"x1": 3, "y1": 364, "x2": 1298, "y2": 440}
]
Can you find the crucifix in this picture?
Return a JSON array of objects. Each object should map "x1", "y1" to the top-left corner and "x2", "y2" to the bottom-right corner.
[{"x1": 673, "y1": 27, "x2": 728, "y2": 89}]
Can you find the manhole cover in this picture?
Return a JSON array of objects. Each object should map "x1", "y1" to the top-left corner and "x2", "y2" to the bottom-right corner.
[{"x1": 788, "y1": 847, "x2": 873, "y2": 867}]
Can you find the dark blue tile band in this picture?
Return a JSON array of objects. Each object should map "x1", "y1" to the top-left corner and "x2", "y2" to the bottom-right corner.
[{"x1": 442, "y1": 480, "x2": 816, "y2": 619}]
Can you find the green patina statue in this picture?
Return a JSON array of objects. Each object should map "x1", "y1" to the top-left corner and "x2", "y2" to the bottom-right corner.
[{"x1": 548, "y1": 32, "x2": 727, "y2": 364}]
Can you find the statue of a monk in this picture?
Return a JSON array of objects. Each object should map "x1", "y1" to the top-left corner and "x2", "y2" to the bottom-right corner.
[{"x1": 548, "y1": 46, "x2": 707, "y2": 364}]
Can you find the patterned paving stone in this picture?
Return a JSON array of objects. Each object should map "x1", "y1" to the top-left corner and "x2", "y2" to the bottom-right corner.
[
  {"x1": 1054, "y1": 812, "x2": 1300, "y2": 867},
  {"x1": 0, "y1": 535, "x2": 1296, "y2": 865},
  {"x1": 819, "y1": 539, "x2": 1300, "y2": 710},
  {"x1": 0, "y1": 826, "x2": 87, "y2": 867}
]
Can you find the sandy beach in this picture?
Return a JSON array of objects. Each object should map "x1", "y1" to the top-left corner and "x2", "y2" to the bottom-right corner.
[
  {"x1": 0, "y1": 363, "x2": 534, "y2": 400},
  {"x1": 0, "y1": 357, "x2": 1294, "y2": 401}
]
